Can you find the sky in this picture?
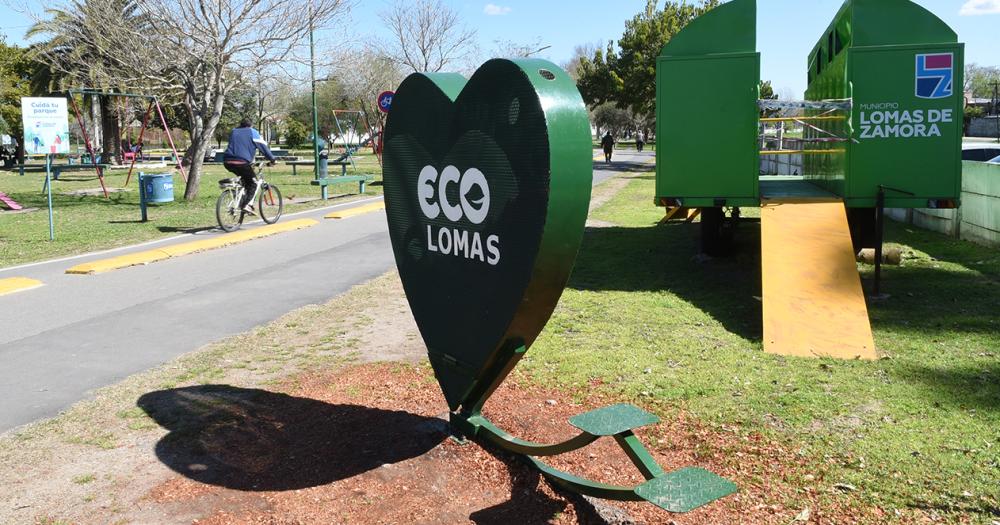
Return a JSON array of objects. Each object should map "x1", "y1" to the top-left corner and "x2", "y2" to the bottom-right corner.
[{"x1": 2, "y1": 0, "x2": 999, "y2": 98}]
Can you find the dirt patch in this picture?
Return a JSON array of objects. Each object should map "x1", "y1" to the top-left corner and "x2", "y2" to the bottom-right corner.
[
  {"x1": 586, "y1": 176, "x2": 631, "y2": 229},
  {"x1": 115, "y1": 363, "x2": 889, "y2": 525}
]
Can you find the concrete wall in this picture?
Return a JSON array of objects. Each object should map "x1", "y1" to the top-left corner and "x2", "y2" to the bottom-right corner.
[
  {"x1": 968, "y1": 116, "x2": 1000, "y2": 138},
  {"x1": 889, "y1": 161, "x2": 1000, "y2": 247}
]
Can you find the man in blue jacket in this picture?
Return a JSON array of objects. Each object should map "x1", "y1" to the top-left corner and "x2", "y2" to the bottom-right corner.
[{"x1": 223, "y1": 118, "x2": 276, "y2": 213}]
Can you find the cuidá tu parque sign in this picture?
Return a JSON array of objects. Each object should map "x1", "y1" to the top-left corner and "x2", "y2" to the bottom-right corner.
[{"x1": 20, "y1": 97, "x2": 70, "y2": 155}]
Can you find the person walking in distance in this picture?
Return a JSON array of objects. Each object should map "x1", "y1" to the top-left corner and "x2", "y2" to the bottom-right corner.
[
  {"x1": 222, "y1": 118, "x2": 276, "y2": 214},
  {"x1": 635, "y1": 130, "x2": 645, "y2": 153},
  {"x1": 601, "y1": 131, "x2": 615, "y2": 163}
]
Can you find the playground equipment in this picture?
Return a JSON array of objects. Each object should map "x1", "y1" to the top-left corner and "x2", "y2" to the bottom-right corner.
[
  {"x1": 656, "y1": 0, "x2": 963, "y2": 359},
  {"x1": 0, "y1": 191, "x2": 23, "y2": 211},
  {"x1": 67, "y1": 89, "x2": 187, "y2": 198},
  {"x1": 383, "y1": 58, "x2": 736, "y2": 513},
  {"x1": 332, "y1": 109, "x2": 381, "y2": 168}
]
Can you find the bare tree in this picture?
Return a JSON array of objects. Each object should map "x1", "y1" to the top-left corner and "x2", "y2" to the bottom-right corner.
[
  {"x1": 377, "y1": 0, "x2": 477, "y2": 74},
  {"x1": 336, "y1": 48, "x2": 404, "y2": 133},
  {"x1": 30, "y1": 0, "x2": 354, "y2": 199},
  {"x1": 563, "y1": 42, "x2": 601, "y2": 81},
  {"x1": 492, "y1": 37, "x2": 547, "y2": 59}
]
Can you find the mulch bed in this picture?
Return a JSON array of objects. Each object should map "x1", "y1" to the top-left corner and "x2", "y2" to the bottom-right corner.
[{"x1": 137, "y1": 363, "x2": 896, "y2": 524}]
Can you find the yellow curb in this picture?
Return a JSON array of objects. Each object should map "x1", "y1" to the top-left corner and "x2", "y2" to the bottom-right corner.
[
  {"x1": 66, "y1": 219, "x2": 318, "y2": 275},
  {"x1": 325, "y1": 201, "x2": 386, "y2": 219},
  {"x1": 0, "y1": 277, "x2": 44, "y2": 296},
  {"x1": 66, "y1": 249, "x2": 173, "y2": 274}
]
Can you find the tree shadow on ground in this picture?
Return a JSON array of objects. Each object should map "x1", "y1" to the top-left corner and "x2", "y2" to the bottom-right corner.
[
  {"x1": 861, "y1": 223, "x2": 1000, "y2": 338},
  {"x1": 893, "y1": 362, "x2": 1000, "y2": 412},
  {"x1": 155, "y1": 225, "x2": 216, "y2": 234},
  {"x1": 592, "y1": 160, "x2": 654, "y2": 174},
  {"x1": 137, "y1": 385, "x2": 447, "y2": 491},
  {"x1": 569, "y1": 222, "x2": 763, "y2": 341}
]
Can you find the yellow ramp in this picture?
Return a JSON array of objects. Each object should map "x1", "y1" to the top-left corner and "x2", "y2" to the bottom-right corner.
[{"x1": 761, "y1": 202, "x2": 877, "y2": 360}]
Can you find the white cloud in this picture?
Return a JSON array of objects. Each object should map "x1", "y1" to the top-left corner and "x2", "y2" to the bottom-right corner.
[
  {"x1": 484, "y1": 3, "x2": 512, "y2": 16},
  {"x1": 960, "y1": 0, "x2": 1000, "y2": 16}
]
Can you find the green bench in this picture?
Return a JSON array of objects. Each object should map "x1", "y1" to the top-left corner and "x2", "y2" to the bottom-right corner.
[
  {"x1": 285, "y1": 159, "x2": 351, "y2": 176},
  {"x1": 311, "y1": 174, "x2": 374, "y2": 200}
]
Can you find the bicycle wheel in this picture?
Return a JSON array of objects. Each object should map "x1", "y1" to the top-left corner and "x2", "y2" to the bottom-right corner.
[
  {"x1": 258, "y1": 183, "x2": 283, "y2": 224},
  {"x1": 216, "y1": 188, "x2": 244, "y2": 232}
]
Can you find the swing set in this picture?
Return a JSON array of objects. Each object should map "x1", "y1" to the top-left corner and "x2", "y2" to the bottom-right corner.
[
  {"x1": 67, "y1": 89, "x2": 186, "y2": 198},
  {"x1": 332, "y1": 109, "x2": 382, "y2": 169}
]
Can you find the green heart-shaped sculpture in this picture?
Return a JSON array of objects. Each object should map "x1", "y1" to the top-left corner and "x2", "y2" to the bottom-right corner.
[{"x1": 383, "y1": 58, "x2": 592, "y2": 411}]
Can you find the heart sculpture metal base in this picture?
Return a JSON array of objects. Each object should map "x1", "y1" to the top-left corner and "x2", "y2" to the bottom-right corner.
[
  {"x1": 446, "y1": 344, "x2": 737, "y2": 513},
  {"x1": 382, "y1": 57, "x2": 736, "y2": 514}
]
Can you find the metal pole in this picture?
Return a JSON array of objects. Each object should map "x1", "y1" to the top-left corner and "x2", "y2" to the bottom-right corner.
[
  {"x1": 873, "y1": 187, "x2": 885, "y2": 297},
  {"x1": 45, "y1": 154, "x2": 54, "y2": 241},
  {"x1": 309, "y1": 0, "x2": 321, "y2": 181},
  {"x1": 124, "y1": 101, "x2": 154, "y2": 188},
  {"x1": 993, "y1": 80, "x2": 999, "y2": 144},
  {"x1": 67, "y1": 94, "x2": 109, "y2": 198},
  {"x1": 154, "y1": 99, "x2": 187, "y2": 183}
]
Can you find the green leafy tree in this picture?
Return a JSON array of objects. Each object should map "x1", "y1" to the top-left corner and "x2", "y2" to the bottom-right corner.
[
  {"x1": 576, "y1": 0, "x2": 721, "y2": 121},
  {"x1": 0, "y1": 39, "x2": 38, "y2": 160},
  {"x1": 283, "y1": 119, "x2": 308, "y2": 148},
  {"x1": 286, "y1": 79, "x2": 349, "y2": 144},
  {"x1": 964, "y1": 63, "x2": 1000, "y2": 99},
  {"x1": 592, "y1": 102, "x2": 634, "y2": 138}
]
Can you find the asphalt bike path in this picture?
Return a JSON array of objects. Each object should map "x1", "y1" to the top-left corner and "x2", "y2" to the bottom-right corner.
[{"x1": 0, "y1": 152, "x2": 652, "y2": 433}]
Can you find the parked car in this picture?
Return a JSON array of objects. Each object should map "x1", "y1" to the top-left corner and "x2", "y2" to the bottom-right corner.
[{"x1": 962, "y1": 142, "x2": 1000, "y2": 161}]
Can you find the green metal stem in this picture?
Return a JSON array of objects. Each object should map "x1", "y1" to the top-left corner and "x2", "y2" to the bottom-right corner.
[
  {"x1": 615, "y1": 431, "x2": 666, "y2": 480},
  {"x1": 464, "y1": 414, "x2": 599, "y2": 456},
  {"x1": 460, "y1": 341, "x2": 527, "y2": 416},
  {"x1": 454, "y1": 411, "x2": 643, "y2": 501}
]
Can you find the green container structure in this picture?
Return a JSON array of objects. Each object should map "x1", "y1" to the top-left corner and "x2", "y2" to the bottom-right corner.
[
  {"x1": 806, "y1": 0, "x2": 963, "y2": 209},
  {"x1": 655, "y1": 0, "x2": 964, "y2": 250},
  {"x1": 656, "y1": 0, "x2": 760, "y2": 211}
]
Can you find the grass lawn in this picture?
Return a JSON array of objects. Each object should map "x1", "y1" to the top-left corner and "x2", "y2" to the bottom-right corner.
[
  {"x1": 522, "y1": 173, "x2": 1000, "y2": 520},
  {"x1": 0, "y1": 152, "x2": 383, "y2": 267}
]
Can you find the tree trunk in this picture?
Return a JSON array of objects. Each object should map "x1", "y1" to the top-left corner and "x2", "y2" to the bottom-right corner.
[
  {"x1": 182, "y1": 75, "x2": 227, "y2": 201},
  {"x1": 89, "y1": 97, "x2": 103, "y2": 160},
  {"x1": 99, "y1": 95, "x2": 120, "y2": 164}
]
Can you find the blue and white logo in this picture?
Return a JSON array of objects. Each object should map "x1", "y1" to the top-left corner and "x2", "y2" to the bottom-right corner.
[{"x1": 915, "y1": 53, "x2": 953, "y2": 100}]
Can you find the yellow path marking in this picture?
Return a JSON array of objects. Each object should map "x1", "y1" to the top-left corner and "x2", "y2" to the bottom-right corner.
[
  {"x1": 325, "y1": 201, "x2": 385, "y2": 219},
  {"x1": 761, "y1": 202, "x2": 877, "y2": 360},
  {"x1": 66, "y1": 219, "x2": 318, "y2": 275},
  {"x1": 0, "y1": 277, "x2": 44, "y2": 296}
]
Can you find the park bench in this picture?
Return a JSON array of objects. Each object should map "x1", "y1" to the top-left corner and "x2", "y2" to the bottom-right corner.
[
  {"x1": 310, "y1": 174, "x2": 373, "y2": 199},
  {"x1": 285, "y1": 159, "x2": 353, "y2": 176},
  {"x1": 18, "y1": 163, "x2": 110, "y2": 180}
]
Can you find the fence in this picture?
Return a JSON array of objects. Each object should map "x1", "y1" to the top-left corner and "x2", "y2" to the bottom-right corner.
[
  {"x1": 888, "y1": 161, "x2": 1000, "y2": 247},
  {"x1": 968, "y1": 116, "x2": 1000, "y2": 139}
]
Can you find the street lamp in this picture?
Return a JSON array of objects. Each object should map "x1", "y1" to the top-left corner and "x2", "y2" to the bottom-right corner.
[{"x1": 309, "y1": 0, "x2": 321, "y2": 179}]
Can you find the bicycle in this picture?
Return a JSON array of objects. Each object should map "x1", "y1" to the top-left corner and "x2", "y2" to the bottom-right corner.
[{"x1": 216, "y1": 162, "x2": 283, "y2": 232}]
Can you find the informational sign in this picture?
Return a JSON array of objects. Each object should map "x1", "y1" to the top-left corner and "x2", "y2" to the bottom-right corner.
[
  {"x1": 377, "y1": 91, "x2": 394, "y2": 113},
  {"x1": 21, "y1": 97, "x2": 70, "y2": 155},
  {"x1": 382, "y1": 59, "x2": 592, "y2": 411}
]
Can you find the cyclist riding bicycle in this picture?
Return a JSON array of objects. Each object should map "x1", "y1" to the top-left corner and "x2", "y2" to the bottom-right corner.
[{"x1": 222, "y1": 118, "x2": 276, "y2": 213}]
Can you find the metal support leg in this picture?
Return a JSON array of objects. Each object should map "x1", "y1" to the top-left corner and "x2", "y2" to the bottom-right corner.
[{"x1": 874, "y1": 187, "x2": 885, "y2": 297}]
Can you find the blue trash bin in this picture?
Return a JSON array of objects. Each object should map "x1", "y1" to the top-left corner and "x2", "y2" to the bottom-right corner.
[
  {"x1": 139, "y1": 172, "x2": 174, "y2": 221},
  {"x1": 141, "y1": 173, "x2": 174, "y2": 203}
]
